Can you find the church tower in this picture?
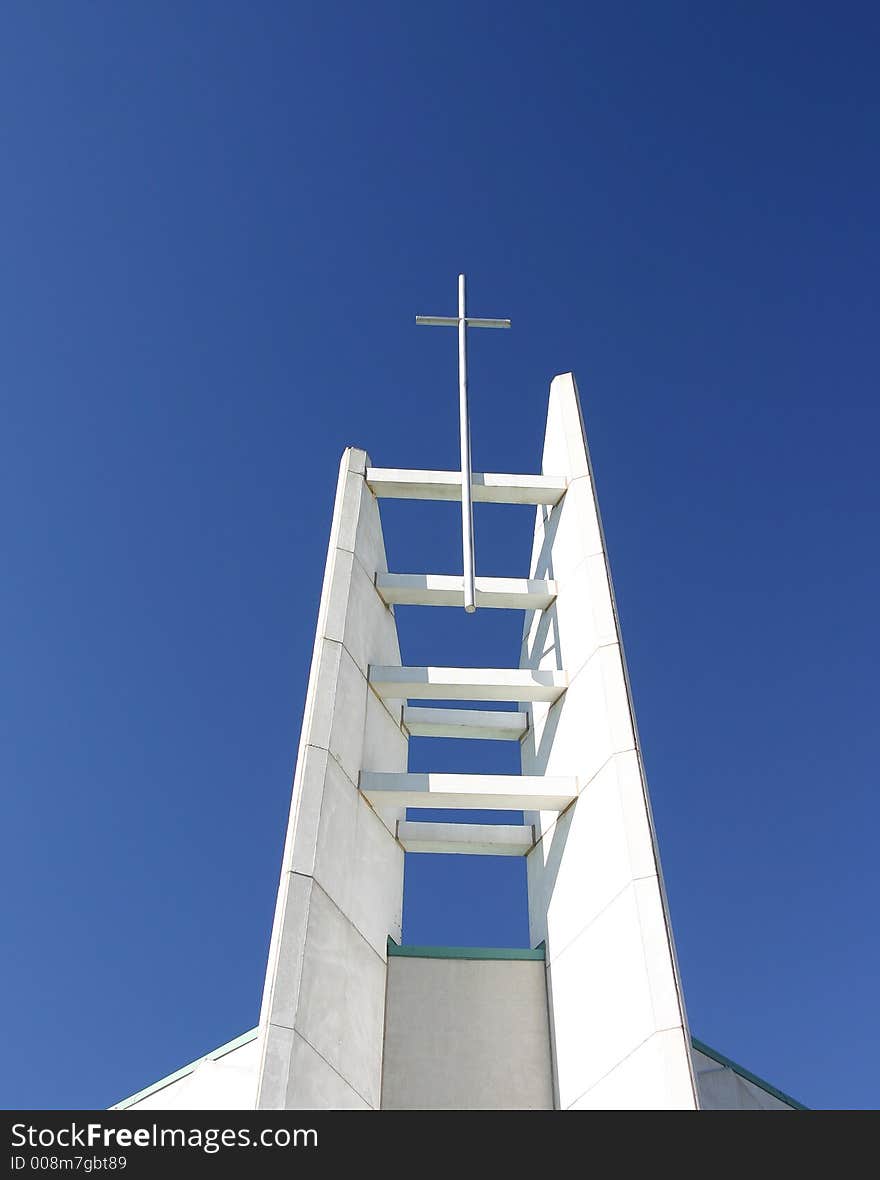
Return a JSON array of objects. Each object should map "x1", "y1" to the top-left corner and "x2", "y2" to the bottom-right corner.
[
  {"x1": 256, "y1": 274, "x2": 697, "y2": 1109},
  {"x1": 112, "y1": 278, "x2": 805, "y2": 1112}
]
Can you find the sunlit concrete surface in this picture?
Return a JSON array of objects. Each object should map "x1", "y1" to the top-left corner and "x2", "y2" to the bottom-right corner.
[{"x1": 381, "y1": 954, "x2": 554, "y2": 1110}]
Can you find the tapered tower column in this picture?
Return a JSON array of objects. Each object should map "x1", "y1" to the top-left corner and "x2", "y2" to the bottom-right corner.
[
  {"x1": 521, "y1": 374, "x2": 699, "y2": 1110},
  {"x1": 256, "y1": 447, "x2": 407, "y2": 1109}
]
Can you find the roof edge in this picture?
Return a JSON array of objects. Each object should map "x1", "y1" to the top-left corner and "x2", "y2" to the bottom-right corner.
[
  {"x1": 109, "y1": 1027, "x2": 259, "y2": 1111},
  {"x1": 691, "y1": 1036, "x2": 809, "y2": 1110},
  {"x1": 109, "y1": 1024, "x2": 809, "y2": 1111}
]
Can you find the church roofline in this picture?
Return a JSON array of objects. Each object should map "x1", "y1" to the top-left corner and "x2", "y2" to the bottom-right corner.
[
  {"x1": 109, "y1": 1027, "x2": 259, "y2": 1111},
  {"x1": 691, "y1": 1037, "x2": 809, "y2": 1110},
  {"x1": 108, "y1": 1024, "x2": 808, "y2": 1112}
]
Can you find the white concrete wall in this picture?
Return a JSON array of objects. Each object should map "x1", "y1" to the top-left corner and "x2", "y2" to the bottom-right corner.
[
  {"x1": 521, "y1": 374, "x2": 698, "y2": 1110},
  {"x1": 381, "y1": 956, "x2": 554, "y2": 1110},
  {"x1": 256, "y1": 447, "x2": 408, "y2": 1109}
]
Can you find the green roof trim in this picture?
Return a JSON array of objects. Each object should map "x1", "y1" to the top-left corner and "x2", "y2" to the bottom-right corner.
[
  {"x1": 387, "y1": 937, "x2": 546, "y2": 961},
  {"x1": 109, "y1": 1027, "x2": 259, "y2": 1110},
  {"x1": 691, "y1": 1036, "x2": 809, "y2": 1110}
]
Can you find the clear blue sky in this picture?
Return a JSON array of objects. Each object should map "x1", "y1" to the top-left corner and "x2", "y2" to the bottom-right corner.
[{"x1": 1, "y1": 3, "x2": 877, "y2": 1111}]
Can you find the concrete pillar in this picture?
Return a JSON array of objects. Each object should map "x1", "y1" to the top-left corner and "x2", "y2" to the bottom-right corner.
[
  {"x1": 521, "y1": 375, "x2": 699, "y2": 1110},
  {"x1": 256, "y1": 448, "x2": 407, "y2": 1109}
]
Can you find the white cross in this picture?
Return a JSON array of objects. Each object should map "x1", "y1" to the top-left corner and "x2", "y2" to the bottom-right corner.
[{"x1": 416, "y1": 274, "x2": 510, "y2": 613}]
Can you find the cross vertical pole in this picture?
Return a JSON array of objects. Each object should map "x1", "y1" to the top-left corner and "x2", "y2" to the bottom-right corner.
[
  {"x1": 458, "y1": 273, "x2": 476, "y2": 614},
  {"x1": 415, "y1": 276, "x2": 509, "y2": 613}
]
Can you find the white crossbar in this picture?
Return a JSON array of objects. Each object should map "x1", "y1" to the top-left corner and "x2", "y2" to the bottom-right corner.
[
  {"x1": 396, "y1": 821, "x2": 534, "y2": 856},
  {"x1": 366, "y1": 468, "x2": 566, "y2": 505},
  {"x1": 376, "y1": 573, "x2": 557, "y2": 610},
  {"x1": 368, "y1": 665, "x2": 567, "y2": 703},
  {"x1": 402, "y1": 706, "x2": 528, "y2": 741},
  {"x1": 360, "y1": 771, "x2": 577, "y2": 811}
]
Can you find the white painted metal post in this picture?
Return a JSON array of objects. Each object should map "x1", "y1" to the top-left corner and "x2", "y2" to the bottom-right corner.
[{"x1": 458, "y1": 274, "x2": 476, "y2": 613}]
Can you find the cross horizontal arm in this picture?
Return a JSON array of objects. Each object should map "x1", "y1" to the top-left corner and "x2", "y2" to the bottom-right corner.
[{"x1": 415, "y1": 316, "x2": 511, "y2": 328}]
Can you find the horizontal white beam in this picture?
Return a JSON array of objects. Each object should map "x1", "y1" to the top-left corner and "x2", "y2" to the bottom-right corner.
[
  {"x1": 360, "y1": 772, "x2": 577, "y2": 812},
  {"x1": 403, "y1": 706, "x2": 528, "y2": 741},
  {"x1": 397, "y1": 821, "x2": 534, "y2": 856},
  {"x1": 369, "y1": 665, "x2": 567, "y2": 703},
  {"x1": 377, "y1": 573, "x2": 557, "y2": 610},
  {"x1": 366, "y1": 468, "x2": 566, "y2": 505}
]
